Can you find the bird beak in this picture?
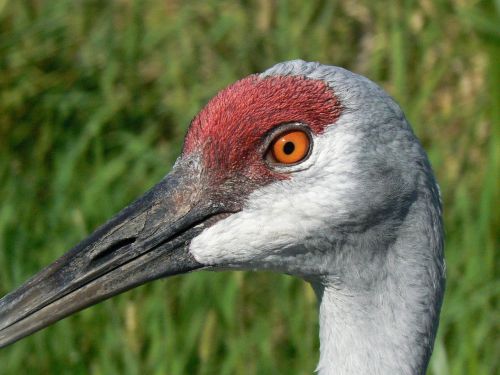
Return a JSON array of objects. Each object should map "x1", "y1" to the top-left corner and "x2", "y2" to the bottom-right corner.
[{"x1": 0, "y1": 157, "x2": 220, "y2": 348}]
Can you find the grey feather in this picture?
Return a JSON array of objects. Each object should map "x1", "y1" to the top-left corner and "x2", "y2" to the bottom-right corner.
[{"x1": 262, "y1": 60, "x2": 445, "y2": 375}]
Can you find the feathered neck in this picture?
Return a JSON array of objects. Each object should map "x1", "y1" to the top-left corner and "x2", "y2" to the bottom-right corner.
[{"x1": 312, "y1": 195, "x2": 445, "y2": 375}]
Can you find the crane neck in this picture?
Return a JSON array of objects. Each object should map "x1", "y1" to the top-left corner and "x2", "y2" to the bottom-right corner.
[{"x1": 312, "y1": 199, "x2": 445, "y2": 375}]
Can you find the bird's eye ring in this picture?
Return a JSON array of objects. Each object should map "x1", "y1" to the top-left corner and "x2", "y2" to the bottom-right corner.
[{"x1": 267, "y1": 129, "x2": 311, "y2": 165}]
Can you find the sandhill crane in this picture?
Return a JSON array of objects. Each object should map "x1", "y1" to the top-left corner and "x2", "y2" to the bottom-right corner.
[{"x1": 0, "y1": 60, "x2": 445, "y2": 375}]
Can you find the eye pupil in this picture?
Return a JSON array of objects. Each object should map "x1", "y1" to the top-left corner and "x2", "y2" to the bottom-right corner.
[{"x1": 283, "y1": 142, "x2": 295, "y2": 155}]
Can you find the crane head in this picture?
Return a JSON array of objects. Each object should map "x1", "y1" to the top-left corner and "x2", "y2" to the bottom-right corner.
[{"x1": 0, "y1": 60, "x2": 441, "y2": 348}]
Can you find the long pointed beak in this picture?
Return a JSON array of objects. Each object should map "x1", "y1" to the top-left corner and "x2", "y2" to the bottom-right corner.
[{"x1": 0, "y1": 158, "x2": 221, "y2": 348}]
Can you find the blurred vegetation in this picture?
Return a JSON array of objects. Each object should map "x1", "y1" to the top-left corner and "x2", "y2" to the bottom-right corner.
[{"x1": 0, "y1": 0, "x2": 498, "y2": 374}]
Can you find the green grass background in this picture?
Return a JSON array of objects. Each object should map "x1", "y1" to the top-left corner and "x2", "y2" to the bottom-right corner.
[{"x1": 0, "y1": 0, "x2": 498, "y2": 374}]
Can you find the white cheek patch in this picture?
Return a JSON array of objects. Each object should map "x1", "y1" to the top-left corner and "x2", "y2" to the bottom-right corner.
[{"x1": 189, "y1": 118, "x2": 361, "y2": 267}]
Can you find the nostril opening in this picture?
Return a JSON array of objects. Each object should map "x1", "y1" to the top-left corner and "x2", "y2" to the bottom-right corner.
[{"x1": 92, "y1": 237, "x2": 137, "y2": 263}]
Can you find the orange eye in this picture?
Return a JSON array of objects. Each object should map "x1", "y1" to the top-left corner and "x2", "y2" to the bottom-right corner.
[{"x1": 270, "y1": 130, "x2": 310, "y2": 165}]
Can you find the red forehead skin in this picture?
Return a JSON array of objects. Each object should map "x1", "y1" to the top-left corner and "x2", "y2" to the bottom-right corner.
[{"x1": 183, "y1": 74, "x2": 341, "y2": 185}]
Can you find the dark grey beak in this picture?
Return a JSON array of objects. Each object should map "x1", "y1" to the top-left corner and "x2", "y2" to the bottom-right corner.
[{"x1": 0, "y1": 158, "x2": 223, "y2": 348}]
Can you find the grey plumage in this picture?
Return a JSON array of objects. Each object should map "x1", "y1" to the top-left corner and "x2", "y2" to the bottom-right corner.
[{"x1": 263, "y1": 60, "x2": 445, "y2": 375}]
